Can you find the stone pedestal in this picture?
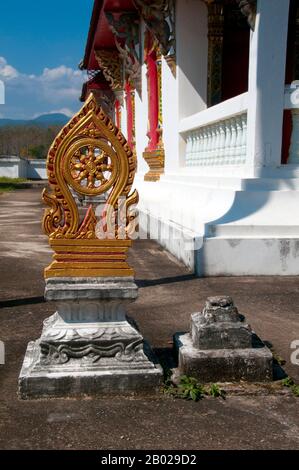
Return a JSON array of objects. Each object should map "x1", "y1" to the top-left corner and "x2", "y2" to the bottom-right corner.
[
  {"x1": 174, "y1": 296, "x2": 273, "y2": 383},
  {"x1": 19, "y1": 277, "x2": 162, "y2": 399}
]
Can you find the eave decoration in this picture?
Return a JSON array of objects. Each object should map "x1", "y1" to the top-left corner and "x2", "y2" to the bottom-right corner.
[
  {"x1": 105, "y1": 11, "x2": 142, "y2": 95},
  {"x1": 236, "y1": 0, "x2": 256, "y2": 31},
  {"x1": 94, "y1": 50, "x2": 123, "y2": 91},
  {"x1": 42, "y1": 93, "x2": 138, "y2": 279},
  {"x1": 133, "y1": 0, "x2": 176, "y2": 76}
]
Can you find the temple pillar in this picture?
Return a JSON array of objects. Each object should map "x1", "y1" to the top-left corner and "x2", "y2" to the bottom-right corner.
[
  {"x1": 246, "y1": 0, "x2": 290, "y2": 175},
  {"x1": 143, "y1": 32, "x2": 165, "y2": 182},
  {"x1": 164, "y1": 0, "x2": 207, "y2": 172}
]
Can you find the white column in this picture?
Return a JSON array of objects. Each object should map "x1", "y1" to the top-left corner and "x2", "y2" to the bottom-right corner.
[
  {"x1": 177, "y1": 0, "x2": 208, "y2": 120},
  {"x1": 246, "y1": 0, "x2": 290, "y2": 176},
  {"x1": 164, "y1": 0, "x2": 208, "y2": 173}
]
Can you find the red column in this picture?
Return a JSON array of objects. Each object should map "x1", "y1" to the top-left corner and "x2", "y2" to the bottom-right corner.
[
  {"x1": 115, "y1": 99, "x2": 121, "y2": 130},
  {"x1": 125, "y1": 82, "x2": 134, "y2": 151},
  {"x1": 146, "y1": 48, "x2": 159, "y2": 151}
]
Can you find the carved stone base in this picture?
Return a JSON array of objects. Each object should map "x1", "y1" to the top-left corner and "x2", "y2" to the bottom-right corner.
[
  {"x1": 18, "y1": 277, "x2": 163, "y2": 398},
  {"x1": 143, "y1": 149, "x2": 164, "y2": 182}
]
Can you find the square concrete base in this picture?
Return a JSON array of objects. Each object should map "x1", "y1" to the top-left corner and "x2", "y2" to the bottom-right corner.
[
  {"x1": 19, "y1": 340, "x2": 163, "y2": 399},
  {"x1": 174, "y1": 333, "x2": 273, "y2": 383}
]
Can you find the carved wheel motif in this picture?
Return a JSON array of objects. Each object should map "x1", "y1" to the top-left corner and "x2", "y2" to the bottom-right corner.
[{"x1": 64, "y1": 139, "x2": 118, "y2": 196}]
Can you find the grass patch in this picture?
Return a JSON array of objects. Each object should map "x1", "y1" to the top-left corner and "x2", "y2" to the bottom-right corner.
[
  {"x1": 0, "y1": 177, "x2": 27, "y2": 192},
  {"x1": 282, "y1": 376, "x2": 299, "y2": 397},
  {"x1": 207, "y1": 383, "x2": 226, "y2": 398},
  {"x1": 0, "y1": 177, "x2": 27, "y2": 183},
  {"x1": 163, "y1": 374, "x2": 226, "y2": 402}
]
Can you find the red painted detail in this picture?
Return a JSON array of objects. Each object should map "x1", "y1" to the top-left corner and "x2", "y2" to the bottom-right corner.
[
  {"x1": 222, "y1": 27, "x2": 250, "y2": 102},
  {"x1": 57, "y1": 259, "x2": 122, "y2": 263},
  {"x1": 125, "y1": 81, "x2": 134, "y2": 150},
  {"x1": 115, "y1": 99, "x2": 121, "y2": 129},
  {"x1": 83, "y1": 0, "x2": 137, "y2": 71},
  {"x1": 145, "y1": 47, "x2": 159, "y2": 151},
  {"x1": 59, "y1": 252, "x2": 124, "y2": 256}
]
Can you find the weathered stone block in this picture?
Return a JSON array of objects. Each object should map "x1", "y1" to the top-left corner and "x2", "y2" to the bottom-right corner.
[
  {"x1": 191, "y1": 314, "x2": 252, "y2": 350},
  {"x1": 175, "y1": 296, "x2": 273, "y2": 383},
  {"x1": 201, "y1": 296, "x2": 240, "y2": 323},
  {"x1": 175, "y1": 333, "x2": 273, "y2": 383}
]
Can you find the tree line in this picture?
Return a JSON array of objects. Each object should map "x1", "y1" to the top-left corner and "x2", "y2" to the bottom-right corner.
[{"x1": 0, "y1": 125, "x2": 62, "y2": 159}]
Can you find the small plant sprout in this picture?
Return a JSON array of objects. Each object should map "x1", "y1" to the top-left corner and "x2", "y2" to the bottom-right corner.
[
  {"x1": 208, "y1": 383, "x2": 226, "y2": 399},
  {"x1": 177, "y1": 376, "x2": 205, "y2": 402}
]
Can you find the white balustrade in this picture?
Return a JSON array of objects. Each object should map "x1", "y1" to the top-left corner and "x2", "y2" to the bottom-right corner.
[
  {"x1": 183, "y1": 113, "x2": 247, "y2": 167},
  {"x1": 179, "y1": 93, "x2": 248, "y2": 167}
]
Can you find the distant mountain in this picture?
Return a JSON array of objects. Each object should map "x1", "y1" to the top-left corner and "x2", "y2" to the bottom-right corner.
[
  {"x1": 0, "y1": 113, "x2": 69, "y2": 128},
  {"x1": 32, "y1": 113, "x2": 70, "y2": 125}
]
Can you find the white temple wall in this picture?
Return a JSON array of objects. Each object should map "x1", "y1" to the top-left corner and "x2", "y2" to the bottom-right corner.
[{"x1": 133, "y1": 0, "x2": 299, "y2": 275}]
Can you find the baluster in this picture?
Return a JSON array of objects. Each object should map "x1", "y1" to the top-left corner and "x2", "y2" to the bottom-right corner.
[
  {"x1": 197, "y1": 128, "x2": 204, "y2": 164},
  {"x1": 194, "y1": 130, "x2": 200, "y2": 165},
  {"x1": 241, "y1": 114, "x2": 247, "y2": 163},
  {"x1": 190, "y1": 131, "x2": 196, "y2": 166},
  {"x1": 185, "y1": 132, "x2": 192, "y2": 166},
  {"x1": 206, "y1": 126, "x2": 213, "y2": 165},
  {"x1": 223, "y1": 119, "x2": 232, "y2": 165},
  {"x1": 209, "y1": 124, "x2": 216, "y2": 165},
  {"x1": 201, "y1": 127, "x2": 208, "y2": 166},
  {"x1": 235, "y1": 115, "x2": 243, "y2": 164},
  {"x1": 218, "y1": 121, "x2": 226, "y2": 165},
  {"x1": 229, "y1": 117, "x2": 237, "y2": 165},
  {"x1": 213, "y1": 122, "x2": 221, "y2": 166}
]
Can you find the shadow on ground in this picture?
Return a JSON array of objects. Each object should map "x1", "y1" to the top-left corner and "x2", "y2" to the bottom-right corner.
[{"x1": 0, "y1": 189, "x2": 298, "y2": 450}]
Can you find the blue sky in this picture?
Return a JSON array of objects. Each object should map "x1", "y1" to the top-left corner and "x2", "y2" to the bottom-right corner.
[{"x1": 0, "y1": 0, "x2": 94, "y2": 119}]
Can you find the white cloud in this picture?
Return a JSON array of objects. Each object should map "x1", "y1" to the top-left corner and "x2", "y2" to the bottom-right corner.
[
  {"x1": 41, "y1": 65, "x2": 83, "y2": 82},
  {"x1": 0, "y1": 57, "x2": 86, "y2": 119},
  {"x1": 0, "y1": 57, "x2": 19, "y2": 80}
]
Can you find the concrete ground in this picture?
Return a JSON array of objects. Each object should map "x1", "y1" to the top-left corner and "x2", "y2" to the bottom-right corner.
[{"x1": 0, "y1": 188, "x2": 299, "y2": 450}]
